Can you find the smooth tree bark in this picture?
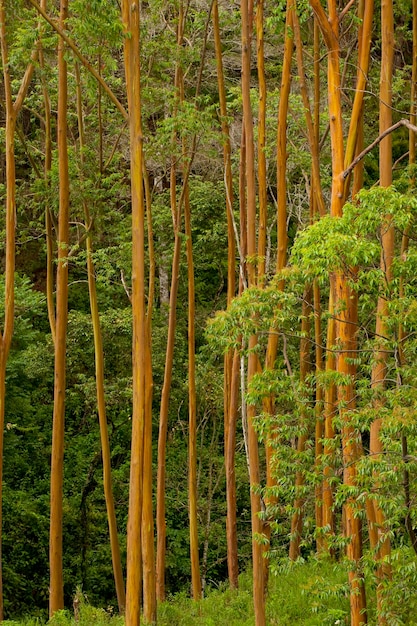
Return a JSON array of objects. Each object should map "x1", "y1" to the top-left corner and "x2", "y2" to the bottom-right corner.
[
  {"x1": 263, "y1": 0, "x2": 293, "y2": 578},
  {"x1": 38, "y1": 0, "x2": 56, "y2": 344},
  {"x1": 290, "y1": 8, "x2": 327, "y2": 555},
  {"x1": 49, "y1": 0, "x2": 69, "y2": 615},
  {"x1": 0, "y1": 1, "x2": 36, "y2": 618},
  {"x1": 342, "y1": 0, "x2": 374, "y2": 203},
  {"x1": 399, "y1": 0, "x2": 417, "y2": 557},
  {"x1": 184, "y1": 184, "x2": 202, "y2": 600},
  {"x1": 155, "y1": 145, "x2": 182, "y2": 603},
  {"x1": 367, "y1": 0, "x2": 394, "y2": 618},
  {"x1": 156, "y1": 4, "x2": 211, "y2": 600},
  {"x1": 75, "y1": 64, "x2": 126, "y2": 614},
  {"x1": 321, "y1": 290, "x2": 337, "y2": 548},
  {"x1": 156, "y1": 3, "x2": 185, "y2": 602},
  {"x1": 122, "y1": 1, "x2": 147, "y2": 624},
  {"x1": 289, "y1": 290, "x2": 312, "y2": 560},
  {"x1": 292, "y1": 2, "x2": 325, "y2": 215},
  {"x1": 241, "y1": 0, "x2": 265, "y2": 623},
  {"x1": 311, "y1": 16, "x2": 325, "y2": 553},
  {"x1": 256, "y1": 0, "x2": 267, "y2": 282},
  {"x1": 142, "y1": 167, "x2": 156, "y2": 625},
  {"x1": 309, "y1": 0, "x2": 369, "y2": 622},
  {"x1": 212, "y1": 0, "x2": 239, "y2": 589},
  {"x1": 177, "y1": 10, "x2": 202, "y2": 595}
]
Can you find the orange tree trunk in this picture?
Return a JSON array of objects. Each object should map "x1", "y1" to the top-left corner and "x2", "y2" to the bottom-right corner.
[
  {"x1": 212, "y1": 0, "x2": 239, "y2": 589},
  {"x1": 256, "y1": 0, "x2": 267, "y2": 282},
  {"x1": 156, "y1": 4, "x2": 185, "y2": 602},
  {"x1": 309, "y1": 0, "x2": 368, "y2": 621},
  {"x1": 184, "y1": 184, "x2": 202, "y2": 600},
  {"x1": 75, "y1": 65, "x2": 126, "y2": 614},
  {"x1": 263, "y1": 1, "x2": 293, "y2": 578},
  {"x1": 289, "y1": 291, "x2": 312, "y2": 560},
  {"x1": 0, "y1": 5, "x2": 16, "y2": 618},
  {"x1": 367, "y1": 0, "x2": 394, "y2": 618},
  {"x1": 241, "y1": 0, "x2": 265, "y2": 623},
  {"x1": 49, "y1": 0, "x2": 69, "y2": 615},
  {"x1": 122, "y1": 1, "x2": 147, "y2": 624},
  {"x1": 142, "y1": 168, "x2": 156, "y2": 625}
]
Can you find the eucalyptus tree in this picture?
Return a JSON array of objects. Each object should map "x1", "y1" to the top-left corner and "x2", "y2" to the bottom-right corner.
[
  {"x1": 262, "y1": 0, "x2": 293, "y2": 580},
  {"x1": 49, "y1": 0, "x2": 70, "y2": 614},
  {"x1": 212, "y1": 0, "x2": 239, "y2": 590},
  {"x1": 155, "y1": 7, "x2": 185, "y2": 600},
  {"x1": 121, "y1": 1, "x2": 148, "y2": 625},
  {"x1": 0, "y1": 1, "x2": 36, "y2": 618},
  {"x1": 75, "y1": 63, "x2": 125, "y2": 614},
  {"x1": 240, "y1": 0, "x2": 265, "y2": 622},
  {"x1": 368, "y1": 0, "x2": 395, "y2": 617},
  {"x1": 306, "y1": 0, "x2": 376, "y2": 621}
]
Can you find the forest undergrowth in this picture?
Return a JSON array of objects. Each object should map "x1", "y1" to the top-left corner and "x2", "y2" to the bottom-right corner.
[{"x1": 5, "y1": 551, "x2": 417, "y2": 626}]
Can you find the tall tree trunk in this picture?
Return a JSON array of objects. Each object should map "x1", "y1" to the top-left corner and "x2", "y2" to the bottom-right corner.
[
  {"x1": 342, "y1": 0, "x2": 373, "y2": 203},
  {"x1": 155, "y1": 182, "x2": 181, "y2": 602},
  {"x1": 321, "y1": 291, "x2": 336, "y2": 549},
  {"x1": 75, "y1": 64, "x2": 126, "y2": 615},
  {"x1": 49, "y1": 0, "x2": 69, "y2": 615},
  {"x1": 292, "y1": 3, "x2": 325, "y2": 214},
  {"x1": 263, "y1": 1, "x2": 293, "y2": 582},
  {"x1": 241, "y1": 0, "x2": 265, "y2": 622},
  {"x1": 122, "y1": 1, "x2": 147, "y2": 623},
  {"x1": 156, "y1": 4, "x2": 185, "y2": 602},
  {"x1": 0, "y1": 2, "x2": 35, "y2": 618},
  {"x1": 310, "y1": 1, "x2": 367, "y2": 621},
  {"x1": 400, "y1": 0, "x2": 417, "y2": 557},
  {"x1": 311, "y1": 17, "x2": 325, "y2": 553},
  {"x1": 0, "y1": 6, "x2": 15, "y2": 619},
  {"x1": 336, "y1": 275, "x2": 366, "y2": 625},
  {"x1": 256, "y1": 0, "x2": 267, "y2": 283},
  {"x1": 289, "y1": 290, "x2": 312, "y2": 560},
  {"x1": 367, "y1": 0, "x2": 394, "y2": 619},
  {"x1": 212, "y1": 0, "x2": 239, "y2": 589},
  {"x1": 184, "y1": 184, "x2": 202, "y2": 600},
  {"x1": 142, "y1": 167, "x2": 156, "y2": 624},
  {"x1": 38, "y1": 3, "x2": 56, "y2": 343}
]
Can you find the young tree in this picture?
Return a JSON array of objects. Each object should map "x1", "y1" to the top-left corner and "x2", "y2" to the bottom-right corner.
[
  {"x1": 367, "y1": 0, "x2": 395, "y2": 617},
  {"x1": 212, "y1": 0, "x2": 239, "y2": 589},
  {"x1": 75, "y1": 63, "x2": 126, "y2": 614},
  {"x1": 241, "y1": 0, "x2": 265, "y2": 623},
  {"x1": 49, "y1": 0, "x2": 70, "y2": 615},
  {"x1": 0, "y1": 1, "x2": 35, "y2": 618},
  {"x1": 121, "y1": 0, "x2": 148, "y2": 624}
]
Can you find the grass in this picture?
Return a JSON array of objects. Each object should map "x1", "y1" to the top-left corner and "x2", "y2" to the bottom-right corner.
[
  {"x1": 2, "y1": 557, "x2": 352, "y2": 625},
  {"x1": 7, "y1": 547, "x2": 417, "y2": 624}
]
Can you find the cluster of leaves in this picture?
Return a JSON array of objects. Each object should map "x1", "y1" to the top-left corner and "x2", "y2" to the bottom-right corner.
[{"x1": 208, "y1": 186, "x2": 417, "y2": 617}]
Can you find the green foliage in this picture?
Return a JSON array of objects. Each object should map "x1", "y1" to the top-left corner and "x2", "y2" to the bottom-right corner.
[{"x1": 3, "y1": 0, "x2": 417, "y2": 620}]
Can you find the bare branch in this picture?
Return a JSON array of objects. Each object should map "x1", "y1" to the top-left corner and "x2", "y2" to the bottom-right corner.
[{"x1": 342, "y1": 119, "x2": 417, "y2": 180}]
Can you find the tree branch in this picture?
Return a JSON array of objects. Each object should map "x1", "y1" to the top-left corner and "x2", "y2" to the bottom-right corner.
[
  {"x1": 342, "y1": 119, "x2": 417, "y2": 180},
  {"x1": 308, "y1": 0, "x2": 336, "y2": 50},
  {"x1": 27, "y1": 0, "x2": 128, "y2": 121}
]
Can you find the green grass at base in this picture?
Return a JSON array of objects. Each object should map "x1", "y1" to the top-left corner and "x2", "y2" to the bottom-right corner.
[{"x1": 3, "y1": 557, "x2": 350, "y2": 625}]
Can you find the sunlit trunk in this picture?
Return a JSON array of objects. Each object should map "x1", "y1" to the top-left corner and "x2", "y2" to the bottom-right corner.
[
  {"x1": 263, "y1": 2, "x2": 293, "y2": 581},
  {"x1": 310, "y1": 0, "x2": 367, "y2": 621},
  {"x1": 256, "y1": 0, "x2": 267, "y2": 283},
  {"x1": 212, "y1": 0, "x2": 239, "y2": 588},
  {"x1": 75, "y1": 64, "x2": 126, "y2": 614},
  {"x1": 241, "y1": 0, "x2": 265, "y2": 622},
  {"x1": 368, "y1": 0, "x2": 394, "y2": 619},
  {"x1": 122, "y1": 1, "x2": 147, "y2": 623},
  {"x1": 142, "y1": 167, "x2": 156, "y2": 624},
  {"x1": 289, "y1": 290, "x2": 312, "y2": 560}
]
